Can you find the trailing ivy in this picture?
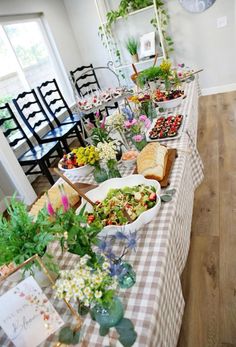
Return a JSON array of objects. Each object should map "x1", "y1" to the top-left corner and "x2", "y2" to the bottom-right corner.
[{"x1": 98, "y1": 0, "x2": 174, "y2": 66}]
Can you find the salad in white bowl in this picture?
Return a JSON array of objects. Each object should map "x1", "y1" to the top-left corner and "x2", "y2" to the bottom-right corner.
[{"x1": 76, "y1": 175, "x2": 161, "y2": 235}]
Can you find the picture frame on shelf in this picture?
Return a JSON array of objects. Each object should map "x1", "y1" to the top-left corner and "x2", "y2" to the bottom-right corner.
[{"x1": 140, "y1": 32, "x2": 155, "y2": 59}]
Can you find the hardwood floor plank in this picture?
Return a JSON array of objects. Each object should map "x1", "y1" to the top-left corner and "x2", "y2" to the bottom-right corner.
[
  {"x1": 218, "y1": 92, "x2": 236, "y2": 345},
  {"x1": 178, "y1": 234, "x2": 219, "y2": 347},
  {"x1": 192, "y1": 95, "x2": 220, "y2": 237}
]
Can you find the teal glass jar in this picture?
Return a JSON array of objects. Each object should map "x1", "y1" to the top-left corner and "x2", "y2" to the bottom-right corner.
[
  {"x1": 107, "y1": 159, "x2": 121, "y2": 179},
  {"x1": 93, "y1": 164, "x2": 108, "y2": 183},
  {"x1": 118, "y1": 262, "x2": 136, "y2": 289},
  {"x1": 91, "y1": 296, "x2": 124, "y2": 328}
]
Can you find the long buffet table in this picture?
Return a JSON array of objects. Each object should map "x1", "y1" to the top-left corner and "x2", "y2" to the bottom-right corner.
[{"x1": 0, "y1": 79, "x2": 203, "y2": 347}]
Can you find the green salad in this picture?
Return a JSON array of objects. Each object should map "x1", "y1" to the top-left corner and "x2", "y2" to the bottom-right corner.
[{"x1": 86, "y1": 184, "x2": 157, "y2": 227}]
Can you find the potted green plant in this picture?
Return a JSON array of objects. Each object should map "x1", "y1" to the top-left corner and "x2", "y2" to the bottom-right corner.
[
  {"x1": 137, "y1": 66, "x2": 162, "y2": 89},
  {"x1": 125, "y1": 37, "x2": 139, "y2": 63},
  {"x1": 0, "y1": 197, "x2": 56, "y2": 285}
]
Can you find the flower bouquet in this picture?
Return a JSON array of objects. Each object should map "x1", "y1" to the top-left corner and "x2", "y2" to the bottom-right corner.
[
  {"x1": 123, "y1": 108, "x2": 151, "y2": 151},
  {"x1": 54, "y1": 255, "x2": 137, "y2": 346}
]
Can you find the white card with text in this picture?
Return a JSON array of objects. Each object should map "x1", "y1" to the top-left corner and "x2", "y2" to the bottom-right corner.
[{"x1": 0, "y1": 276, "x2": 64, "y2": 347}]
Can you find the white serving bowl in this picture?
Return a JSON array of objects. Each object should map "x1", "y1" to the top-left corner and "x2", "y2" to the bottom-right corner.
[
  {"x1": 155, "y1": 95, "x2": 184, "y2": 109},
  {"x1": 58, "y1": 160, "x2": 94, "y2": 176},
  {"x1": 76, "y1": 174, "x2": 161, "y2": 236}
]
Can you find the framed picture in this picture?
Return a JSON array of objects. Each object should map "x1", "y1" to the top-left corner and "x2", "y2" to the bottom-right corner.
[{"x1": 140, "y1": 32, "x2": 155, "y2": 59}]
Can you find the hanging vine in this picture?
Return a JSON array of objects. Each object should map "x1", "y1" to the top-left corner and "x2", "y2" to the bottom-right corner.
[{"x1": 98, "y1": 0, "x2": 174, "y2": 67}]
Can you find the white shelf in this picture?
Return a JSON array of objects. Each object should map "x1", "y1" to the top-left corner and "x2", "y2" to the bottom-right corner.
[
  {"x1": 102, "y1": 5, "x2": 154, "y2": 25},
  {"x1": 114, "y1": 56, "x2": 164, "y2": 70}
]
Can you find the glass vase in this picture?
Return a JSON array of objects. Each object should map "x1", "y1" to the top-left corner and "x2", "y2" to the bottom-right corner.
[
  {"x1": 107, "y1": 159, "x2": 121, "y2": 179},
  {"x1": 132, "y1": 138, "x2": 147, "y2": 152},
  {"x1": 93, "y1": 164, "x2": 108, "y2": 183},
  {"x1": 91, "y1": 296, "x2": 124, "y2": 328},
  {"x1": 118, "y1": 262, "x2": 136, "y2": 289}
]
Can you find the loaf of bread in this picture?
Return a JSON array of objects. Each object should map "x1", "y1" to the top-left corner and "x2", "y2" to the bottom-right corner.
[
  {"x1": 137, "y1": 142, "x2": 168, "y2": 181},
  {"x1": 29, "y1": 183, "x2": 80, "y2": 217}
]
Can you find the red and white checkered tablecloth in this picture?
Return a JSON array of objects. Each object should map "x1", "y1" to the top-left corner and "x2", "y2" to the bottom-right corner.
[{"x1": 0, "y1": 79, "x2": 203, "y2": 347}]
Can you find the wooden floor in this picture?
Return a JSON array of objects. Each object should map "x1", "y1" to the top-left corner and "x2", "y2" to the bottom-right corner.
[{"x1": 178, "y1": 91, "x2": 236, "y2": 347}]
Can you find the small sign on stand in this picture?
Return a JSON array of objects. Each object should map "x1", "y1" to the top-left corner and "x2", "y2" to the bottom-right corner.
[{"x1": 0, "y1": 255, "x2": 82, "y2": 347}]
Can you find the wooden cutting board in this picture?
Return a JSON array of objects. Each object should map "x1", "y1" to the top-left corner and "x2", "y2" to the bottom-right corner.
[{"x1": 133, "y1": 148, "x2": 177, "y2": 188}]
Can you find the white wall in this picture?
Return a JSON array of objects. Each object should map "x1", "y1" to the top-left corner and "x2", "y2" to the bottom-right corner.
[
  {"x1": 0, "y1": 0, "x2": 82, "y2": 75},
  {"x1": 166, "y1": 0, "x2": 236, "y2": 93},
  {"x1": 64, "y1": 0, "x2": 236, "y2": 93}
]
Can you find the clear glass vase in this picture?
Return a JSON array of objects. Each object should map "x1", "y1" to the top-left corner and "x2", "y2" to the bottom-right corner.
[
  {"x1": 93, "y1": 164, "x2": 108, "y2": 183},
  {"x1": 91, "y1": 296, "x2": 124, "y2": 328},
  {"x1": 132, "y1": 138, "x2": 147, "y2": 152},
  {"x1": 107, "y1": 159, "x2": 121, "y2": 179}
]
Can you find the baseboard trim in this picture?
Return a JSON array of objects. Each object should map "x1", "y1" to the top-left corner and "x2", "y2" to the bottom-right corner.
[{"x1": 201, "y1": 83, "x2": 236, "y2": 96}]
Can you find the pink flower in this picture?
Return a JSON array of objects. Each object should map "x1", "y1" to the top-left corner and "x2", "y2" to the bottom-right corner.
[
  {"x1": 139, "y1": 115, "x2": 147, "y2": 122},
  {"x1": 46, "y1": 193, "x2": 55, "y2": 216},
  {"x1": 124, "y1": 119, "x2": 137, "y2": 128},
  {"x1": 100, "y1": 115, "x2": 106, "y2": 129},
  {"x1": 59, "y1": 185, "x2": 69, "y2": 212},
  {"x1": 145, "y1": 118, "x2": 151, "y2": 129},
  {"x1": 178, "y1": 72, "x2": 183, "y2": 77},
  {"x1": 132, "y1": 134, "x2": 144, "y2": 143},
  {"x1": 95, "y1": 111, "x2": 100, "y2": 119}
]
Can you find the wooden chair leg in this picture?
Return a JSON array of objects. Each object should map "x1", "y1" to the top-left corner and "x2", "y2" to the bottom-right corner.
[
  {"x1": 39, "y1": 160, "x2": 55, "y2": 185},
  {"x1": 75, "y1": 126, "x2": 85, "y2": 147}
]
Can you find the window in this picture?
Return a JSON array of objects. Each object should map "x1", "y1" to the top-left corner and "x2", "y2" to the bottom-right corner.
[{"x1": 0, "y1": 15, "x2": 73, "y2": 134}]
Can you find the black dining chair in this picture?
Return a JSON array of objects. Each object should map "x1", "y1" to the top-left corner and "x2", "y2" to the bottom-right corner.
[
  {"x1": 70, "y1": 63, "x2": 101, "y2": 97},
  {"x1": 0, "y1": 103, "x2": 63, "y2": 185},
  {"x1": 70, "y1": 63, "x2": 118, "y2": 117},
  {"x1": 13, "y1": 89, "x2": 85, "y2": 154},
  {"x1": 37, "y1": 78, "x2": 83, "y2": 128}
]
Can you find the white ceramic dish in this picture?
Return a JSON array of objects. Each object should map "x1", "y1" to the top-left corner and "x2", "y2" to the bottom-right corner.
[
  {"x1": 76, "y1": 174, "x2": 161, "y2": 236},
  {"x1": 154, "y1": 95, "x2": 184, "y2": 109},
  {"x1": 58, "y1": 160, "x2": 94, "y2": 176}
]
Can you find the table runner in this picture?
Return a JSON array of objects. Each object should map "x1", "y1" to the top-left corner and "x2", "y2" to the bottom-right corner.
[{"x1": 0, "y1": 79, "x2": 203, "y2": 347}]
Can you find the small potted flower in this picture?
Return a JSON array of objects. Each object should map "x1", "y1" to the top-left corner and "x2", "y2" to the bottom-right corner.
[{"x1": 125, "y1": 37, "x2": 139, "y2": 63}]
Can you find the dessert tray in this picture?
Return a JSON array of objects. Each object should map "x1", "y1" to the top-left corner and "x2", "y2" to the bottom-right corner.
[
  {"x1": 77, "y1": 86, "x2": 133, "y2": 112},
  {"x1": 145, "y1": 114, "x2": 186, "y2": 142}
]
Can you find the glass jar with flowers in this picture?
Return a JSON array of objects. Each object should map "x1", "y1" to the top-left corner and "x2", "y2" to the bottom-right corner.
[
  {"x1": 106, "y1": 112, "x2": 130, "y2": 151},
  {"x1": 97, "y1": 230, "x2": 137, "y2": 289},
  {"x1": 54, "y1": 255, "x2": 123, "y2": 327},
  {"x1": 97, "y1": 141, "x2": 121, "y2": 179},
  {"x1": 74, "y1": 145, "x2": 108, "y2": 183},
  {"x1": 123, "y1": 112, "x2": 151, "y2": 152},
  {"x1": 90, "y1": 112, "x2": 113, "y2": 146},
  {"x1": 54, "y1": 255, "x2": 137, "y2": 346}
]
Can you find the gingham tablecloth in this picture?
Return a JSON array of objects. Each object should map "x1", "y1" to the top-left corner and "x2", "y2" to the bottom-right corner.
[{"x1": 0, "y1": 79, "x2": 203, "y2": 347}]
